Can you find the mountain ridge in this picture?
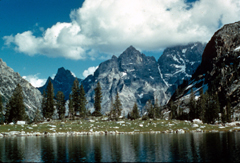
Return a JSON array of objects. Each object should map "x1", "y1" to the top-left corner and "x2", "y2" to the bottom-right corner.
[
  {"x1": 169, "y1": 21, "x2": 240, "y2": 120},
  {"x1": 37, "y1": 43, "x2": 205, "y2": 116},
  {"x1": 0, "y1": 58, "x2": 42, "y2": 120}
]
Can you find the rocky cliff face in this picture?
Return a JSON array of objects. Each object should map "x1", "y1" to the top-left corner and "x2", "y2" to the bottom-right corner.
[
  {"x1": 158, "y1": 42, "x2": 205, "y2": 94},
  {"x1": 170, "y1": 21, "x2": 240, "y2": 113},
  {"x1": 81, "y1": 45, "x2": 205, "y2": 115},
  {"x1": 0, "y1": 59, "x2": 42, "y2": 120},
  {"x1": 38, "y1": 67, "x2": 81, "y2": 99},
  {"x1": 38, "y1": 43, "x2": 205, "y2": 116},
  {"x1": 82, "y1": 46, "x2": 169, "y2": 115}
]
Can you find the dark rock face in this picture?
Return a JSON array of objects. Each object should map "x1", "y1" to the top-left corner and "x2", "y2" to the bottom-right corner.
[
  {"x1": 38, "y1": 67, "x2": 81, "y2": 99},
  {"x1": 172, "y1": 21, "x2": 240, "y2": 113},
  {"x1": 194, "y1": 21, "x2": 240, "y2": 78},
  {"x1": 0, "y1": 59, "x2": 42, "y2": 120}
]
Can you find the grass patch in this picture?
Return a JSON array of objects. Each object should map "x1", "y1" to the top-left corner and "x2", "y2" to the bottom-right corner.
[{"x1": 0, "y1": 117, "x2": 239, "y2": 134}]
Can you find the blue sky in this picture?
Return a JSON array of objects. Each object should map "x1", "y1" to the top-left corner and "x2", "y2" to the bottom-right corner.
[{"x1": 1, "y1": 0, "x2": 240, "y2": 87}]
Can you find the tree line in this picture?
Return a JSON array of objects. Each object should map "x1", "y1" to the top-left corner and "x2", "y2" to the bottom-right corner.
[
  {"x1": 0, "y1": 84, "x2": 29, "y2": 124},
  {"x1": 0, "y1": 78, "x2": 153, "y2": 124},
  {"x1": 41, "y1": 79, "x2": 104, "y2": 120},
  {"x1": 2, "y1": 77, "x2": 229, "y2": 125},
  {"x1": 0, "y1": 79, "x2": 104, "y2": 124},
  {"x1": 169, "y1": 87, "x2": 233, "y2": 124}
]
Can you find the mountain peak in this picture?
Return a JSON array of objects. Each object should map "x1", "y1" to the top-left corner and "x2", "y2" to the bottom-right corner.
[
  {"x1": 38, "y1": 67, "x2": 82, "y2": 100},
  {"x1": 57, "y1": 67, "x2": 66, "y2": 72},
  {"x1": 119, "y1": 45, "x2": 142, "y2": 59},
  {"x1": 124, "y1": 45, "x2": 139, "y2": 53},
  {"x1": 126, "y1": 45, "x2": 136, "y2": 50}
]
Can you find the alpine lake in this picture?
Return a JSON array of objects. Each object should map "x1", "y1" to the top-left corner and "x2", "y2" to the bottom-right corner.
[{"x1": 1, "y1": 118, "x2": 240, "y2": 162}]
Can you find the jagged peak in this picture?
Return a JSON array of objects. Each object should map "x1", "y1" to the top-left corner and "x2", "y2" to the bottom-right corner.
[
  {"x1": 58, "y1": 67, "x2": 66, "y2": 71},
  {"x1": 55, "y1": 67, "x2": 72, "y2": 76},
  {"x1": 126, "y1": 45, "x2": 136, "y2": 51},
  {"x1": 111, "y1": 55, "x2": 117, "y2": 59},
  {"x1": 119, "y1": 45, "x2": 143, "y2": 59},
  {"x1": 0, "y1": 58, "x2": 7, "y2": 67}
]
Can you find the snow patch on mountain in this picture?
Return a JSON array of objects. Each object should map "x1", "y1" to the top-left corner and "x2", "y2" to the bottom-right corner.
[{"x1": 234, "y1": 46, "x2": 240, "y2": 51}]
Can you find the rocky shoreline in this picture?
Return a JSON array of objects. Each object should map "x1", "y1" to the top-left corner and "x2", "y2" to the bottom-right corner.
[
  {"x1": 0, "y1": 128, "x2": 239, "y2": 137},
  {"x1": 1, "y1": 119, "x2": 240, "y2": 137}
]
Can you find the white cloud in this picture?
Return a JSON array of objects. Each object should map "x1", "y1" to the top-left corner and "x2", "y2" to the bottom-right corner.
[
  {"x1": 3, "y1": 0, "x2": 240, "y2": 59},
  {"x1": 83, "y1": 66, "x2": 98, "y2": 78},
  {"x1": 22, "y1": 74, "x2": 47, "y2": 88}
]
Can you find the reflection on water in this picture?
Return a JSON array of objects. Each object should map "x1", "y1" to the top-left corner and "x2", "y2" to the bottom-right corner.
[{"x1": 0, "y1": 132, "x2": 240, "y2": 162}]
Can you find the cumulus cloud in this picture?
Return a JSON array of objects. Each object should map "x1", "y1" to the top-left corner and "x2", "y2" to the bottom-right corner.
[
  {"x1": 83, "y1": 66, "x2": 98, "y2": 78},
  {"x1": 3, "y1": 0, "x2": 240, "y2": 59},
  {"x1": 22, "y1": 74, "x2": 47, "y2": 88}
]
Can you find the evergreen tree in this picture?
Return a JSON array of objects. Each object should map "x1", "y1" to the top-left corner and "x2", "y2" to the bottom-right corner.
[
  {"x1": 169, "y1": 100, "x2": 177, "y2": 119},
  {"x1": 93, "y1": 82, "x2": 102, "y2": 116},
  {"x1": 4, "y1": 102, "x2": 11, "y2": 123},
  {"x1": 56, "y1": 91, "x2": 66, "y2": 120},
  {"x1": 109, "y1": 98, "x2": 115, "y2": 120},
  {"x1": 45, "y1": 80, "x2": 54, "y2": 119},
  {"x1": 41, "y1": 90, "x2": 47, "y2": 118},
  {"x1": 153, "y1": 99, "x2": 161, "y2": 118},
  {"x1": 8, "y1": 84, "x2": 28, "y2": 122},
  {"x1": 127, "y1": 113, "x2": 131, "y2": 119},
  {"x1": 33, "y1": 109, "x2": 42, "y2": 122},
  {"x1": 71, "y1": 78, "x2": 80, "y2": 115},
  {"x1": 226, "y1": 98, "x2": 232, "y2": 122},
  {"x1": 79, "y1": 84, "x2": 87, "y2": 117},
  {"x1": 196, "y1": 87, "x2": 206, "y2": 120},
  {"x1": 146, "y1": 100, "x2": 155, "y2": 119},
  {"x1": 204, "y1": 92, "x2": 220, "y2": 124},
  {"x1": 131, "y1": 102, "x2": 140, "y2": 120},
  {"x1": 189, "y1": 88, "x2": 196, "y2": 120},
  {"x1": 0, "y1": 95, "x2": 4, "y2": 124},
  {"x1": 114, "y1": 92, "x2": 122, "y2": 120},
  {"x1": 68, "y1": 94, "x2": 74, "y2": 120}
]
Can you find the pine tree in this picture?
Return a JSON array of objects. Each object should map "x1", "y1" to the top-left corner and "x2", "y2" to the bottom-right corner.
[
  {"x1": 146, "y1": 100, "x2": 154, "y2": 119},
  {"x1": 56, "y1": 91, "x2": 66, "y2": 120},
  {"x1": 79, "y1": 84, "x2": 87, "y2": 117},
  {"x1": 41, "y1": 90, "x2": 47, "y2": 118},
  {"x1": 154, "y1": 99, "x2": 161, "y2": 118},
  {"x1": 4, "y1": 102, "x2": 11, "y2": 123},
  {"x1": 169, "y1": 100, "x2": 177, "y2": 119},
  {"x1": 93, "y1": 82, "x2": 102, "y2": 116},
  {"x1": 8, "y1": 84, "x2": 28, "y2": 123},
  {"x1": 45, "y1": 80, "x2": 54, "y2": 119},
  {"x1": 33, "y1": 109, "x2": 42, "y2": 122},
  {"x1": 196, "y1": 87, "x2": 206, "y2": 120},
  {"x1": 108, "y1": 97, "x2": 115, "y2": 120},
  {"x1": 226, "y1": 98, "x2": 232, "y2": 122},
  {"x1": 131, "y1": 102, "x2": 140, "y2": 120},
  {"x1": 204, "y1": 92, "x2": 220, "y2": 124},
  {"x1": 0, "y1": 95, "x2": 4, "y2": 124},
  {"x1": 114, "y1": 92, "x2": 122, "y2": 120},
  {"x1": 189, "y1": 88, "x2": 196, "y2": 120},
  {"x1": 72, "y1": 78, "x2": 80, "y2": 115},
  {"x1": 68, "y1": 94, "x2": 74, "y2": 120}
]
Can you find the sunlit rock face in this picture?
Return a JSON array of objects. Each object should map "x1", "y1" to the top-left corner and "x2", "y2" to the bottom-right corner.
[
  {"x1": 37, "y1": 43, "x2": 205, "y2": 116},
  {"x1": 158, "y1": 42, "x2": 206, "y2": 94},
  {"x1": 82, "y1": 44, "x2": 205, "y2": 115},
  {"x1": 0, "y1": 59, "x2": 42, "y2": 120}
]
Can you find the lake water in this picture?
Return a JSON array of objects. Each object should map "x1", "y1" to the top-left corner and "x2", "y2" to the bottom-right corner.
[{"x1": 0, "y1": 132, "x2": 240, "y2": 162}]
